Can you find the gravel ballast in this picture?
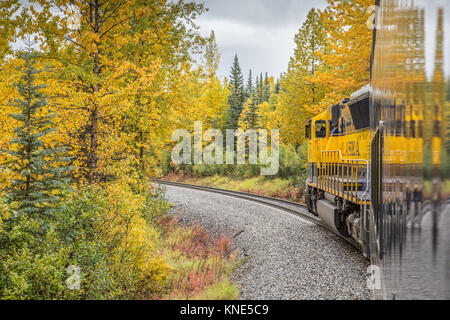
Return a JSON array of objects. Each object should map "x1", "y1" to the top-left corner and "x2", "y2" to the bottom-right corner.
[{"x1": 163, "y1": 184, "x2": 372, "y2": 300}]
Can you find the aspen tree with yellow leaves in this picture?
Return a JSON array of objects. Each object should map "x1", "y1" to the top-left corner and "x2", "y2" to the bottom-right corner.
[
  {"x1": 119, "y1": 1, "x2": 206, "y2": 179},
  {"x1": 0, "y1": 2, "x2": 20, "y2": 180},
  {"x1": 22, "y1": 0, "x2": 205, "y2": 183},
  {"x1": 308, "y1": 0, "x2": 373, "y2": 113},
  {"x1": 238, "y1": 98, "x2": 261, "y2": 130},
  {"x1": 275, "y1": 8, "x2": 326, "y2": 147},
  {"x1": 195, "y1": 31, "x2": 230, "y2": 130},
  {"x1": 0, "y1": 1, "x2": 19, "y2": 61},
  {"x1": 0, "y1": 62, "x2": 18, "y2": 189}
]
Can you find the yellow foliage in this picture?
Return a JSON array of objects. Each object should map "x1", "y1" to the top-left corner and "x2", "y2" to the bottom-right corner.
[
  {"x1": 0, "y1": 1, "x2": 19, "y2": 60},
  {"x1": 103, "y1": 179, "x2": 172, "y2": 291},
  {"x1": 238, "y1": 98, "x2": 260, "y2": 130},
  {"x1": 257, "y1": 101, "x2": 272, "y2": 130},
  {"x1": 15, "y1": 0, "x2": 206, "y2": 183},
  {"x1": 274, "y1": 91, "x2": 314, "y2": 147},
  {"x1": 308, "y1": 0, "x2": 373, "y2": 113},
  {"x1": 274, "y1": 8, "x2": 325, "y2": 146},
  {"x1": 195, "y1": 75, "x2": 230, "y2": 130},
  {"x1": 0, "y1": 60, "x2": 19, "y2": 191}
]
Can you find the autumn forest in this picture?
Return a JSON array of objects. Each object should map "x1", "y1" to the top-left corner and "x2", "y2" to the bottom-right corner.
[{"x1": 0, "y1": 0, "x2": 372, "y2": 299}]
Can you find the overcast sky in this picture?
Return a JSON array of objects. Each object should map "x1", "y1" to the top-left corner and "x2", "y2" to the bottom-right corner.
[{"x1": 194, "y1": 0, "x2": 328, "y2": 79}]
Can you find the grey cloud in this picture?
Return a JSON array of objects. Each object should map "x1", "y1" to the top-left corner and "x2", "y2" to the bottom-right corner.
[
  {"x1": 195, "y1": 0, "x2": 328, "y2": 78},
  {"x1": 196, "y1": 0, "x2": 327, "y2": 27}
]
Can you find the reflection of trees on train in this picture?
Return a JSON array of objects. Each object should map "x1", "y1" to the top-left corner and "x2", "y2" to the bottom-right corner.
[{"x1": 371, "y1": 0, "x2": 449, "y2": 299}]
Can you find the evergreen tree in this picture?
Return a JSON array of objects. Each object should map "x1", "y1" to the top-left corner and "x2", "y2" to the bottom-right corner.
[
  {"x1": 254, "y1": 75, "x2": 260, "y2": 105},
  {"x1": 246, "y1": 69, "x2": 254, "y2": 99},
  {"x1": 3, "y1": 47, "x2": 71, "y2": 225},
  {"x1": 226, "y1": 54, "x2": 245, "y2": 130},
  {"x1": 275, "y1": 78, "x2": 281, "y2": 94},
  {"x1": 263, "y1": 72, "x2": 270, "y2": 102},
  {"x1": 256, "y1": 73, "x2": 264, "y2": 105}
]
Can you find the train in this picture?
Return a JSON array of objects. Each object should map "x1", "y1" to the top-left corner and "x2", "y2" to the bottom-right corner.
[
  {"x1": 305, "y1": 0, "x2": 449, "y2": 299},
  {"x1": 305, "y1": 84, "x2": 372, "y2": 253}
]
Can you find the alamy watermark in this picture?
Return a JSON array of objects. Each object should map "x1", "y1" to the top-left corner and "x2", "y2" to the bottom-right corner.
[
  {"x1": 66, "y1": 265, "x2": 81, "y2": 290},
  {"x1": 366, "y1": 265, "x2": 382, "y2": 290},
  {"x1": 171, "y1": 122, "x2": 280, "y2": 176},
  {"x1": 367, "y1": 5, "x2": 381, "y2": 30}
]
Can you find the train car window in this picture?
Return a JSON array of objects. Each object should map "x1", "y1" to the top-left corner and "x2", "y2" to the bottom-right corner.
[
  {"x1": 331, "y1": 104, "x2": 340, "y2": 129},
  {"x1": 395, "y1": 119, "x2": 403, "y2": 136},
  {"x1": 348, "y1": 97, "x2": 370, "y2": 130},
  {"x1": 306, "y1": 124, "x2": 311, "y2": 139},
  {"x1": 433, "y1": 120, "x2": 440, "y2": 137},
  {"x1": 410, "y1": 120, "x2": 416, "y2": 138},
  {"x1": 386, "y1": 104, "x2": 394, "y2": 136},
  {"x1": 315, "y1": 120, "x2": 327, "y2": 138}
]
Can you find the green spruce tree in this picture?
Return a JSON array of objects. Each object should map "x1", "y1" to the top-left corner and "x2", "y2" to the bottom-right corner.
[
  {"x1": 226, "y1": 54, "x2": 245, "y2": 130},
  {"x1": 246, "y1": 69, "x2": 254, "y2": 99},
  {"x1": 275, "y1": 78, "x2": 281, "y2": 94},
  {"x1": 3, "y1": 47, "x2": 71, "y2": 226},
  {"x1": 256, "y1": 73, "x2": 264, "y2": 105},
  {"x1": 254, "y1": 75, "x2": 260, "y2": 105},
  {"x1": 263, "y1": 72, "x2": 270, "y2": 102}
]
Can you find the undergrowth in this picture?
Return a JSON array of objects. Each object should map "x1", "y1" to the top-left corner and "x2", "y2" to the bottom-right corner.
[{"x1": 157, "y1": 212, "x2": 240, "y2": 300}]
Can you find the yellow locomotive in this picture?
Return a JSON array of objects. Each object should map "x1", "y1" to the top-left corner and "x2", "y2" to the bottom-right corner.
[
  {"x1": 305, "y1": 81, "x2": 439, "y2": 255},
  {"x1": 306, "y1": 86, "x2": 371, "y2": 246},
  {"x1": 305, "y1": 85, "x2": 373, "y2": 250}
]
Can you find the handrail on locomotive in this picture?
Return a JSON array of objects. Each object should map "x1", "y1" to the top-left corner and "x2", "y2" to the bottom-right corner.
[
  {"x1": 315, "y1": 150, "x2": 370, "y2": 246},
  {"x1": 315, "y1": 149, "x2": 369, "y2": 203}
]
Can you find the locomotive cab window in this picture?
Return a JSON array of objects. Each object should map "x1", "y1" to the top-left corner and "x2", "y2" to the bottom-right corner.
[{"x1": 315, "y1": 120, "x2": 327, "y2": 138}]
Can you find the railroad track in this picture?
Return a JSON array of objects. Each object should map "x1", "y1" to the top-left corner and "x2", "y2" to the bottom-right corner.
[{"x1": 156, "y1": 180, "x2": 362, "y2": 251}]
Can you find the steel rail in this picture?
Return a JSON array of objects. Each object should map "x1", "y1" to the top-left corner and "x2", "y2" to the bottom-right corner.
[{"x1": 156, "y1": 180, "x2": 362, "y2": 252}]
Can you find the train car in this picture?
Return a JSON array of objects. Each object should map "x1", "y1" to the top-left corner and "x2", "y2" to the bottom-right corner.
[
  {"x1": 369, "y1": 0, "x2": 449, "y2": 300},
  {"x1": 306, "y1": 0, "x2": 449, "y2": 299}
]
